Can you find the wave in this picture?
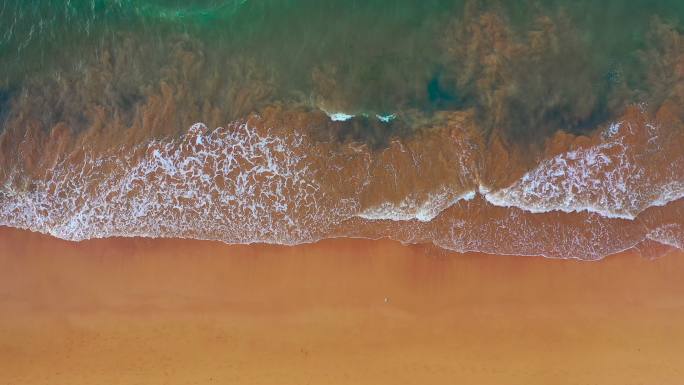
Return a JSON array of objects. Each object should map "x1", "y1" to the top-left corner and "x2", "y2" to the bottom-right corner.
[
  {"x1": 1, "y1": 104, "x2": 682, "y2": 260},
  {"x1": 357, "y1": 188, "x2": 476, "y2": 222},
  {"x1": 483, "y1": 118, "x2": 684, "y2": 219},
  {"x1": 0, "y1": 121, "x2": 346, "y2": 244}
]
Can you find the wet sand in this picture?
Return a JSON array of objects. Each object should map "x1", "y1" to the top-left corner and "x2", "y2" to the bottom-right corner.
[{"x1": 1, "y1": 226, "x2": 684, "y2": 384}]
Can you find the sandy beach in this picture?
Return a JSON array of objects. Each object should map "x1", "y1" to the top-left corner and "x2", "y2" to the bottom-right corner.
[
  {"x1": 2, "y1": 2, "x2": 684, "y2": 384},
  {"x1": 1, "y1": 226, "x2": 684, "y2": 384}
]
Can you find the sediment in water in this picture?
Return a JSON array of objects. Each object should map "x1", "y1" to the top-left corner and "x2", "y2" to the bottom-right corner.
[{"x1": 1, "y1": 3, "x2": 683, "y2": 259}]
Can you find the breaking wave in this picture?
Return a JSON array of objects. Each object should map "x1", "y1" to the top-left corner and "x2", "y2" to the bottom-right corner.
[
  {"x1": 483, "y1": 119, "x2": 684, "y2": 219},
  {"x1": 1, "y1": 104, "x2": 682, "y2": 260}
]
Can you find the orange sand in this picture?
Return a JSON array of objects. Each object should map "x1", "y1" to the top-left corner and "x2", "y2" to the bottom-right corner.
[{"x1": 1, "y1": 226, "x2": 684, "y2": 384}]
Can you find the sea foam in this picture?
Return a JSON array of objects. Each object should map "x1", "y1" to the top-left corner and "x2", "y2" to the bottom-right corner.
[
  {"x1": 0, "y1": 115, "x2": 682, "y2": 260},
  {"x1": 482, "y1": 120, "x2": 684, "y2": 219},
  {"x1": 0, "y1": 122, "x2": 350, "y2": 244},
  {"x1": 357, "y1": 188, "x2": 475, "y2": 222}
]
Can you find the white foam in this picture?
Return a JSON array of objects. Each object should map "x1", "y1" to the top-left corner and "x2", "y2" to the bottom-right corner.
[
  {"x1": 327, "y1": 112, "x2": 355, "y2": 121},
  {"x1": 376, "y1": 114, "x2": 396, "y2": 123},
  {"x1": 1, "y1": 114, "x2": 682, "y2": 260},
  {"x1": 324, "y1": 110, "x2": 397, "y2": 123},
  {"x1": 647, "y1": 224, "x2": 684, "y2": 250},
  {"x1": 357, "y1": 188, "x2": 476, "y2": 222},
  {"x1": 482, "y1": 119, "x2": 684, "y2": 219},
  {"x1": 0, "y1": 121, "x2": 352, "y2": 244}
]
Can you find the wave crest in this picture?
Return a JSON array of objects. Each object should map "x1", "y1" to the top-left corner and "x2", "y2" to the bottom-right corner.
[{"x1": 1, "y1": 106, "x2": 683, "y2": 260}]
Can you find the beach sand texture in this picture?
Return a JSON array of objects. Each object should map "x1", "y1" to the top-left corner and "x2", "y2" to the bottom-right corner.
[{"x1": 2, "y1": 227, "x2": 684, "y2": 384}]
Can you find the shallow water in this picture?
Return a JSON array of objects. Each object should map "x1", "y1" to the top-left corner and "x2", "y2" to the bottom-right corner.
[
  {"x1": 1, "y1": 0, "x2": 681, "y2": 118},
  {"x1": 0, "y1": 0, "x2": 683, "y2": 259}
]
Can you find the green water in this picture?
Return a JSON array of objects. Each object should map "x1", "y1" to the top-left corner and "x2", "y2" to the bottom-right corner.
[{"x1": 2, "y1": 0, "x2": 684, "y2": 143}]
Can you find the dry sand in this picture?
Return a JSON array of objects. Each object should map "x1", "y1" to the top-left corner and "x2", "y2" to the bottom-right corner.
[{"x1": 1, "y1": 226, "x2": 684, "y2": 384}]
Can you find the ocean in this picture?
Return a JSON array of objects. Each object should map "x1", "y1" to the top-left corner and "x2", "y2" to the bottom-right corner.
[{"x1": 1, "y1": 0, "x2": 683, "y2": 259}]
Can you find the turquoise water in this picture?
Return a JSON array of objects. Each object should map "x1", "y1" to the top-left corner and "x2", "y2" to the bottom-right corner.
[{"x1": 2, "y1": 0, "x2": 684, "y2": 142}]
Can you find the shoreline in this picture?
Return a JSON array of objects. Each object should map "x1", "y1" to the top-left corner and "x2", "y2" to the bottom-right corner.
[
  {"x1": 2, "y1": 225, "x2": 684, "y2": 383},
  {"x1": 3, "y1": 221, "x2": 680, "y2": 262}
]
